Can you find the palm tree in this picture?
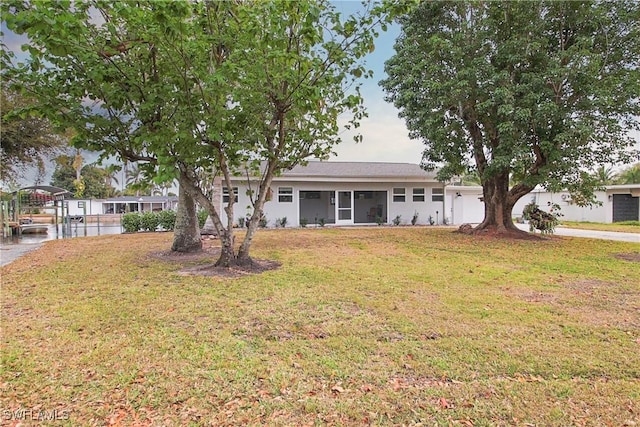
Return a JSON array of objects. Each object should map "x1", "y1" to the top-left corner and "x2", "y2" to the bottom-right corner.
[
  {"x1": 616, "y1": 163, "x2": 640, "y2": 184},
  {"x1": 593, "y1": 165, "x2": 618, "y2": 185},
  {"x1": 103, "y1": 164, "x2": 121, "y2": 197}
]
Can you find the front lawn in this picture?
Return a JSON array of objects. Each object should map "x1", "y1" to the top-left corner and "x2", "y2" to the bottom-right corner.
[{"x1": 2, "y1": 228, "x2": 639, "y2": 426}]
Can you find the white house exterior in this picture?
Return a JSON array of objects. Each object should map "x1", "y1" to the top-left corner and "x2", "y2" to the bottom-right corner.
[
  {"x1": 65, "y1": 196, "x2": 178, "y2": 216},
  {"x1": 516, "y1": 184, "x2": 640, "y2": 223},
  {"x1": 218, "y1": 162, "x2": 448, "y2": 226},
  {"x1": 215, "y1": 162, "x2": 640, "y2": 226}
]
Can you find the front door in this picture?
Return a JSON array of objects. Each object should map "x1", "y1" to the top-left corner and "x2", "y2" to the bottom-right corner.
[{"x1": 336, "y1": 191, "x2": 353, "y2": 225}]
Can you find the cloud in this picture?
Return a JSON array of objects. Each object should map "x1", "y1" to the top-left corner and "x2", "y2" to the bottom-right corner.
[{"x1": 333, "y1": 98, "x2": 423, "y2": 164}]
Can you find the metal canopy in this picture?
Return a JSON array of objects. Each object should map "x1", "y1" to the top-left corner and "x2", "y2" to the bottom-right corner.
[{"x1": 12, "y1": 185, "x2": 71, "y2": 197}]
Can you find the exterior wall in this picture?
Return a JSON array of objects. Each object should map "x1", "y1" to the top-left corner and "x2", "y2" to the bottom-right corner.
[
  {"x1": 513, "y1": 190, "x2": 608, "y2": 223},
  {"x1": 65, "y1": 199, "x2": 105, "y2": 216},
  {"x1": 447, "y1": 188, "x2": 485, "y2": 225},
  {"x1": 220, "y1": 180, "x2": 449, "y2": 227},
  {"x1": 219, "y1": 180, "x2": 639, "y2": 227}
]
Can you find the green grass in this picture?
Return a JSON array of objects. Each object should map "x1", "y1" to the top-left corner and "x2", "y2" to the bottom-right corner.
[
  {"x1": 560, "y1": 220, "x2": 640, "y2": 233},
  {"x1": 2, "y1": 228, "x2": 640, "y2": 426}
]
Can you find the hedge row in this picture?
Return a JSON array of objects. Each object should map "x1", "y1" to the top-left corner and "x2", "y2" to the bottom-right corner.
[{"x1": 122, "y1": 210, "x2": 177, "y2": 233}]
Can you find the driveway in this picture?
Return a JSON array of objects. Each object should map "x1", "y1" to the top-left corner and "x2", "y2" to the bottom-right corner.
[
  {"x1": 515, "y1": 224, "x2": 640, "y2": 243},
  {"x1": 0, "y1": 241, "x2": 44, "y2": 267}
]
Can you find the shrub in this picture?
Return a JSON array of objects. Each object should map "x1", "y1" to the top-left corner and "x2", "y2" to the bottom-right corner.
[
  {"x1": 122, "y1": 212, "x2": 142, "y2": 233},
  {"x1": 300, "y1": 218, "x2": 308, "y2": 228},
  {"x1": 140, "y1": 211, "x2": 160, "y2": 232},
  {"x1": 411, "y1": 211, "x2": 419, "y2": 225},
  {"x1": 197, "y1": 209, "x2": 208, "y2": 228},
  {"x1": 277, "y1": 217, "x2": 288, "y2": 228},
  {"x1": 375, "y1": 216, "x2": 384, "y2": 226},
  {"x1": 318, "y1": 218, "x2": 326, "y2": 227},
  {"x1": 259, "y1": 215, "x2": 268, "y2": 228},
  {"x1": 157, "y1": 209, "x2": 177, "y2": 231},
  {"x1": 523, "y1": 202, "x2": 562, "y2": 234},
  {"x1": 238, "y1": 217, "x2": 246, "y2": 228},
  {"x1": 393, "y1": 215, "x2": 402, "y2": 226}
]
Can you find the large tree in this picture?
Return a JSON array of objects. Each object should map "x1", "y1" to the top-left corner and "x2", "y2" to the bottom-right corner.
[
  {"x1": 50, "y1": 155, "x2": 115, "y2": 199},
  {"x1": 3, "y1": 0, "x2": 393, "y2": 266},
  {"x1": 381, "y1": 1, "x2": 640, "y2": 235},
  {"x1": 0, "y1": 87, "x2": 66, "y2": 185}
]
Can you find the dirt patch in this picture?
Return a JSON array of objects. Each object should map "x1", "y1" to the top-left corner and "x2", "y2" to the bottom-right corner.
[
  {"x1": 148, "y1": 239, "x2": 220, "y2": 263},
  {"x1": 177, "y1": 258, "x2": 281, "y2": 278},
  {"x1": 613, "y1": 252, "x2": 640, "y2": 263},
  {"x1": 455, "y1": 223, "x2": 546, "y2": 241},
  {"x1": 563, "y1": 279, "x2": 618, "y2": 292},
  {"x1": 149, "y1": 239, "x2": 281, "y2": 277},
  {"x1": 511, "y1": 290, "x2": 559, "y2": 303}
]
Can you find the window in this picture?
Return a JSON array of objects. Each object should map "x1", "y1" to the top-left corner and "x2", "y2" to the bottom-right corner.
[
  {"x1": 393, "y1": 188, "x2": 405, "y2": 202},
  {"x1": 432, "y1": 187, "x2": 444, "y2": 202},
  {"x1": 413, "y1": 188, "x2": 425, "y2": 202},
  {"x1": 278, "y1": 187, "x2": 293, "y2": 203},
  {"x1": 223, "y1": 187, "x2": 238, "y2": 203}
]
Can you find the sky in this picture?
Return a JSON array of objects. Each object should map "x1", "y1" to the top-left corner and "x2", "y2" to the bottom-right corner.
[{"x1": 330, "y1": 2, "x2": 423, "y2": 165}]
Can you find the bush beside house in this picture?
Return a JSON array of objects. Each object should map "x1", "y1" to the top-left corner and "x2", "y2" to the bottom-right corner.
[{"x1": 122, "y1": 210, "x2": 177, "y2": 233}]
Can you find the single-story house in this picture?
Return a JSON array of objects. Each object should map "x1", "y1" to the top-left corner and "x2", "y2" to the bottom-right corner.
[
  {"x1": 215, "y1": 161, "x2": 447, "y2": 226},
  {"x1": 65, "y1": 196, "x2": 178, "y2": 216},
  {"x1": 214, "y1": 161, "x2": 640, "y2": 226}
]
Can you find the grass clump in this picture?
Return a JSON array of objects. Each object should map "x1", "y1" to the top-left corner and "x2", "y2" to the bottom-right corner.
[{"x1": 2, "y1": 228, "x2": 639, "y2": 425}]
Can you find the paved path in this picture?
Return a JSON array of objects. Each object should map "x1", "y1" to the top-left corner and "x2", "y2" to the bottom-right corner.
[
  {"x1": 515, "y1": 224, "x2": 640, "y2": 243},
  {"x1": 0, "y1": 241, "x2": 44, "y2": 267}
]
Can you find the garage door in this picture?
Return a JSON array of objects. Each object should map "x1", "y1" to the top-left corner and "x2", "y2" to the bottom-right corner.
[{"x1": 612, "y1": 194, "x2": 639, "y2": 222}]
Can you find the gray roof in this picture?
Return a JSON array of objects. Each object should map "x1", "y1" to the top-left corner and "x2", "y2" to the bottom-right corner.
[
  {"x1": 281, "y1": 161, "x2": 437, "y2": 179},
  {"x1": 101, "y1": 196, "x2": 178, "y2": 203}
]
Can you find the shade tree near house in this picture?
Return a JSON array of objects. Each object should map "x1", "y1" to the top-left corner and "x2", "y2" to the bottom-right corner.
[
  {"x1": 2, "y1": 0, "x2": 397, "y2": 266},
  {"x1": 381, "y1": 0, "x2": 640, "y2": 235},
  {"x1": 0, "y1": 87, "x2": 67, "y2": 185},
  {"x1": 2, "y1": 1, "x2": 204, "y2": 253}
]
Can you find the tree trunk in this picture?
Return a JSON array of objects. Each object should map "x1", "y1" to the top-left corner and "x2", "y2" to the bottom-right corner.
[
  {"x1": 175, "y1": 165, "x2": 238, "y2": 266},
  {"x1": 236, "y1": 162, "x2": 277, "y2": 265},
  {"x1": 471, "y1": 174, "x2": 529, "y2": 236},
  {"x1": 215, "y1": 228, "x2": 237, "y2": 267},
  {"x1": 171, "y1": 179, "x2": 202, "y2": 253}
]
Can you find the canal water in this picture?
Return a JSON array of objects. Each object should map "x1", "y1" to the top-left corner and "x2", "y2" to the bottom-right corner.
[{"x1": 0, "y1": 224, "x2": 124, "y2": 267}]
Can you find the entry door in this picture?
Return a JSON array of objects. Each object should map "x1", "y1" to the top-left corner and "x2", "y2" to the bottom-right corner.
[{"x1": 336, "y1": 191, "x2": 353, "y2": 225}]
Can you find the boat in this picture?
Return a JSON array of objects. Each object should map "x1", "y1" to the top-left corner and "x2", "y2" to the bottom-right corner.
[{"x1": 20, "y1": 223, "x2": 49, "y2": 234}]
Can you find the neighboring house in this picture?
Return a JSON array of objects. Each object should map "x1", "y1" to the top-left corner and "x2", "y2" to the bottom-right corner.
[
  {"x1": 66, "y1": 196, "x2": 178, "y2": 216},
  {"x1": 518, "y1": 184, "x2": 640, "y2": 223},
  {"x1": 448, "y1": 184, "x2": 640, "y2": 224},
  {"x1": 215, "y1": 161, "x2": 640, "y2": 226}
]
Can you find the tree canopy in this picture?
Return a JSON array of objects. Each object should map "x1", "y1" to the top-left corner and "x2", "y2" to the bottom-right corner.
[
  {"x1": 0, "y1": 87, "x2": 66, "y2": 185},
  {"x1": 381, "y1": 0, "x2": 640, "y2": 234},
  {"x1": 50, "y1": 155, "x2": 116, "y2": 199},
  {"x1": 2, "y1": 0, "x2": 394, "y2": 265}
]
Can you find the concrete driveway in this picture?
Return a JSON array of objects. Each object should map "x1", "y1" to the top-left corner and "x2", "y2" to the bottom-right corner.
[{"x1": 516, "y1": 224, "x2": 640, "y2": 243}]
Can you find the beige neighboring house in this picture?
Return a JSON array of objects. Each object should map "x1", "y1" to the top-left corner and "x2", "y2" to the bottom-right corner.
[{"x1": 212, "y1": 161, "x2": 640, "y2": 227}]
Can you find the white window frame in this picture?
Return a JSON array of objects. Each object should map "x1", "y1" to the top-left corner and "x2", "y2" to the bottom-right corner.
[
  {"x1": 278, "y1": 187, "x2": 293, "y2": 203},
  {"x1": 413, "y1": 188, "x2": 425, "y2": 202},
  {"x1": 223, "y1": 187, "x2": 238, "y2": 204},
  {"x1": 393, "y1": 187, "x2": 406, "y2": 202},
  {"x1": 432, "y1": 187, "x2": 444, "y2": 202}
]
